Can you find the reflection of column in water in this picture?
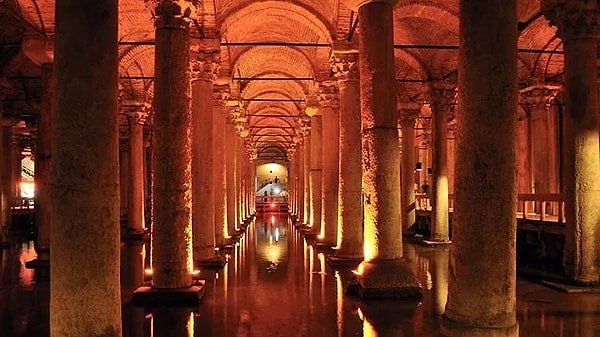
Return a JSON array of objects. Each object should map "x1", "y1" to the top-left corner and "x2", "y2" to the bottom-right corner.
[
  {"x1": 28, "y1": 269, "x2": 50, "y2": 337},
  {"x1": 358, "y1": 301, "x2": 417, "y2": 337},
  {"x1": 307, "y1": 245, "x2": 315, "y2": 336},
  {"x1": 152, "y1": 308, "x2": 193, "y2": 337},
  {"x1": 403, "y1": 243, "x2": 417, "y2": 275},
  {"x1": 432, "y1": 248, "x2": 449, "y2": 315},
  {"x1": 336, "y1": 271, "x2": 362, "y2": 337},
  {"x1": 576, "y1": 296, "x2": 597, "y2": 337},
  {"x1": 121, "y1": 301, "x2": 145, "y2": 337}
]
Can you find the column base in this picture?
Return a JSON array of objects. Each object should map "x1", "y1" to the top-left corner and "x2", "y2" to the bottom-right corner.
[
  {"x1": 25, "y1": 258, "x2": 50, "y2": 269},
  {"x1": 197, "y1": 256, "x2": 227, "y2": 270},
  {"x1": 314, "y1": 241, "x2": 336, "y2": 253},
  {"x1": 440, "y1": 316, "x2": 519, "y2": 337},
  {"x1": 327, "y1": 255, "x2": 362, "y2": 268},
  {"x1": 132, "y1": 282, "x2": 205, "y2": 307},
  {"x1": 347, "y1": 259, "x2": 422, "y2": 299}
]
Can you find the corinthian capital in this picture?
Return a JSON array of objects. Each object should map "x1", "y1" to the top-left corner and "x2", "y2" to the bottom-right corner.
[
  {"x1": 190, "y1": 50, "x2": 220, "y2": 82},
  {"x1": 543, "y1": 0, "x2": 599, "y2": 41},
  {"x1": 213, "y1": 85, "x2": 230, "y2": 106},
  {"x1": 343, "y1": 0, "x2": 399, "y2": 11},
  {"x1": 150, "y1": 0, "x2": 190, "y2": 29},
  {"x1": 519, "y1": 84, "x2": 561, "y2": 114},
  {"x1": 330, "y1": 50, "x2": 359, "y2": 82},
  {"x1": 318, "y1": 81, "x2": 340, "y2": 108},
  {"x1": 397, "y1": 102, "x2": 422, "y2": 128},
  {"x1": 123, "y1": 102, "x2": 151, "y2": 125}
]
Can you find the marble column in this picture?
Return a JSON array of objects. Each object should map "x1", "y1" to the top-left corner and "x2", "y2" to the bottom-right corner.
[
  {"x1": 398, "y1": 103, "x2": 420, "y2": 234},
  {"x1": 544, "y1": 0, "x2": 600, "y2": 284},
  {"x1": 125, "y1": 103, "x2": 150, "y2": 237},
  {"x1": 441, "y1": 0, "x2": 519, "y2": 335},
  {"x1": 307, "y1": 105, "x2": 322, "y2": 233},
  {"x1": 519, "y1": 85, "x2": 559, "y2": 197},
  {"x1": 429, "y1": 83, "x2": 454, "y2": 243},
  {"x1": 319, "y1": 81, "x2": 340, "y2": 244},
  {"x1": 35, "y1": 63, "x2": 53, "y2": 260},
  {"x1": 190, "y1": 49, "x2": 219, "y2": 259},
  {"x1": 226, "y1": 119, "x2": 237, "y2": 237},
  {"x1": 302, "y1": 122, "x2": 312, "y2": 225},
  {"x1": 51, "y1": 0, "x2": 121, "y2": 335},
  {"x1": 345, "y1": 0, "x2": 420, "y2": 298},
  {"x1": 213, "y1": 86, "x2": 229, "y2": 246},
  {"x1": 331, "y1": 49, "x2": 362, "y2": 258},
  {"x1": 148, "y1": 1, "x2": 193, "y2": 289}
]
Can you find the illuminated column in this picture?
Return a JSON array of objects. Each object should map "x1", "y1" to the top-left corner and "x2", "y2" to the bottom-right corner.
[
  {"x1": 51, "y1": 0, "x2": 121, "y2": 334},
  {"x1": 0, "y1": 124, "x2": 8, "y2": 235},
  {"x1": 428, "y1": 83, "x2": 454, "y2": 243},
  {"x1": 303, "y1": 124, "x2": 311, "y2": 225},
  {"x1": 144, "y1": 1, "x2": 194, "y2": 291},
  {"x1": 345, "y1": 0, "x2": 420, "y2": 298},
  {"x1": 237, "y1": 137, "x2": 245, "y2": 225},
  {"x1": 441, "y1": 0, "x2": 518, "y2": 335},
  {"x1": 398, "y1": 103, "x2": 420, "y2": 234},
  {"x1": 296, "y1": 144, "x2": 304, "y2": 221},
  {"x1": 331, "y1": 48, "x2": 362, "y2": 259},
  {"x1": 307, "y1": 103, "x2": 322, "y2": 233},
  {"x1": 36, "y1": 64, "x2": 53, "y2": 261},
  {"x1": 124, "y1": 103, "x2": 150, "y2": 237},
  {"x1": 190, "y1": 48, "x2": 219, "y2": 259},
  {"x1": 519, "y1": 85, "x2": 559, "y2": 196},
  {"x1": 226, "y1": 114, "x2": 237, "y2": 237},
  {"x1": 319, "y1": 81, "x2": 340, "y2": 244},
  {"x1": 544, "y1": 0, "x2": 600, "y2": 284},
  {"x1": 213, "y1": 86, "x2": 229, "y2": 246}
]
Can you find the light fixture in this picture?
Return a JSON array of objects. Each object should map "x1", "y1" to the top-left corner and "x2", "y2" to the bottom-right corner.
[{"x1": 415, "y1": 162, "x2": 422, "y2": 171}]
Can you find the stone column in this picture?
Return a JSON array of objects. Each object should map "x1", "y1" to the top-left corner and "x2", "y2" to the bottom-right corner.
[
  {"x1": 35, "y1": 63, "x2": 53, "y2": 261},
  {"x1": 236, "y1": 137, "x2": 244, "y2": 225},
  {"x1": 428, "y1": 83, "x2": 454, "y2": 243},
  {"x1": 124, "y1": 103, "x2": 150, "y2": 237},
  {"x1": 319, "y1": 81, "x2": 340, "y2": 244},
  {"x1": 344, "y1": 0, "x2": 420, "y2": 298},
  {"x1": 398, "y1": 103, "x2": 420, "y2": 234},
  {"x1": 51, "y1": 0, "x2": 121, "y2": 334},
  {"x1": 296, "y1": 144, "x2": 304, "y2": 221},
  {"x1": 190, "y1": 48, "x2": 219, "y2": 259},
  {"x1": 544, "y1": 0, "x2": 600, "y2": 284},
  {"x1": 330, "y1": 48, "x2": 362, "y2": 259},
  {"x1": 213, "y1": 86, "x2": 229, "y2": 246},
  {"x1": 307, "y1": 104, "x2": 322, "y2": 233},
  {"x1": 226, "y1": 118, "x2": 237, "y2": 237},
  {"x1": 441, "y1": 0, "x2": 519, "y2": 335},
  {"x1": 302, "y1": 120, "x2": 312, "y2": 225},
  {"x1": 0, "y1": 124, "x2": 8, "y2": 237},
  {"x1": 146, "y1": 1, "x2": 193, "y2": 291},
  {"x1": 519, "y1": 85, "x2": 559, "y2": 197}
]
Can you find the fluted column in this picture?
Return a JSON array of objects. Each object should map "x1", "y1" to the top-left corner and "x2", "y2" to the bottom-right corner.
[
  {"x1": 428, "y1": 83, "x2": 454, "y2": 243},
  {"x1": 148, "y1": 1, "x2": 193, "y2": 289},
  {"x1": 125, "y1": 103, "x2": 150, "y2": 237},
  {"x1": 544, "y1": 0, "x2": 600, "y2": 284},
  {"x1": 213, "y1": 86, "x2": 229, "y2": 246},
  {"x1": 441, "y1": 0, "x2": 518, "y2": 335},
  {"x1": 51, "y1": 0, "x2": 121, "y2": 334},
  {"x1": 398, "y1": 103, "x2": 420, "y2": 234},
  {"x1": 319, "y1": 81, "x2": 340, "y2": 244},
  {"x1": 344, "y1": 0, "x2": 420, "y2": 298},
  {"x1": 190, "y1": 48, "x2": 219, "y2": 259},
  {"x1": 331, "y1": 48, "x2": 362, "y2": 259},
  {"x1": 307, "y1": 104, "x2": 322, "y2": 233}
]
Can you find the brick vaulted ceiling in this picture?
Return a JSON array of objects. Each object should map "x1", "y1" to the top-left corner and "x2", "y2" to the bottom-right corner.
[{"x1": 0, "y1": 0, "x2": 564, "y2": 157}]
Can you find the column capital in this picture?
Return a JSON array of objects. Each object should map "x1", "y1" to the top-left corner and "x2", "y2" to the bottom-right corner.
[
  {"x1": 330, "y1": 49, "x2": 359, "y2": 82},
  {"x1": 543, "y1": 0, "x2": 599, "y2": 41},
  {"x1": 304, "y1": 95, "x2": 321, "y2": 117},
  {"x1": 343, "y1": 0, "x2": 398, "y2": 12},
  {"x1": 152, "y1": 1, "x2": 191, "y2": 30},
  {"x1": 519, "y1": 84, "x2": 561, "y2": 113},
  {"x1": 22, "y1": 34, "x2": 54, "y2": 65},
  {"x1": 190, "y1": 50, "x2": 220, "y2": 82},
  {"x1": 123, "y1": 102, "x2": 151, "y2": 125},
  {"x1": 318, "y1": 80, "x2": 340, "y2": 108},
  {"x1": 213, "y1": 84, "x2": 230, "y2": 106},
  {"x1": 398, "y1": 102, "x2": 422, "y2": 128},
  {"x1": 425, "y1": 81, "x2": 456, "y2": 107}
]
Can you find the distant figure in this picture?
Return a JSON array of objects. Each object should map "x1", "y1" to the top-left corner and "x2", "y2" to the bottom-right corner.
[
  {"x1": 274, "y1": 176, "x2": 279, "y2": 183},
  {"x1": 263, "y1": 190, "x2": 268, "y2": 202}
]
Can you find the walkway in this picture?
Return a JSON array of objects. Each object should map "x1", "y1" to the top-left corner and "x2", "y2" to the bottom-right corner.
[{"x1": 1, "y1": 213, "x2": 600, "y2": 336}]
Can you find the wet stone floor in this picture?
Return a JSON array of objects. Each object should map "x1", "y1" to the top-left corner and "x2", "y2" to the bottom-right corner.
[{"x1": 2, "y1": 213, "x2": 600, "y2": 336}]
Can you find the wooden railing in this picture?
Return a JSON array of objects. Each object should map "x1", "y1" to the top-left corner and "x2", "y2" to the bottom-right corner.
[
  {"x1": 415, "y1": 193, "x2": 565, "y2": 223},
  {"x1": 255, "y1": 195, "x2": 287, "y2": 204}
]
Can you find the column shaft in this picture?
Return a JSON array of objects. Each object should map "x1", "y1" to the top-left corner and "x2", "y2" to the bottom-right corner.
[
  {"x1": 51, "y1": 0, "x2": 121, "y2": 335},
  {"x1": 127, "y1": 110, "x2": 147, "y2": 234},
  {"x1": 226, "y1": 122, "x2": 237, "y2": 236},
  {"x1": 399, "y1": 108, "x2": 419, "y2": 233},
  {"x1": 36, "y1": 63, "x2": 52, "y2": 259},
  {"x1": 321, "y1": 100, "x2": 339, "y2": 244},
  {"x1": 430, "y1": 96, "x2": 450, "y2": 242},
  {"x1": 442, "y1": 0, "x2": 518, "y2": 335},
  {"x1": 151, "y1": 11, "x2": 192, "y2": 289},
  {"x1": 192, "y1": 78, "x2": 215, "y2": 258},
  {"x1": 213, "y1": 100, "x2": 227, "y2": 245},
  {"x1": 303, "y1": 133, "x2": 311, "y2": 225},
  {"x1": 309, "y1": 115, "x2": 322, "y2": 232}
]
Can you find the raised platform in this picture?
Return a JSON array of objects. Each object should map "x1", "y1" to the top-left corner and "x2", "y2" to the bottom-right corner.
[
  {"x1": 541, "y1": 281, "x2": 600, "y2": 294},
  {"x1": 419, "y1": 239, "x2": 452, "y2": 247},
  {"x1": 132, "y1": 282, "x2": 205, "y2": 306},
  {"x1": 197, "y1": 256, "x2": 227, "y2": 270},
  {"x1": 326, "y1": 255, "x2": 362, "y2": 268}
]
